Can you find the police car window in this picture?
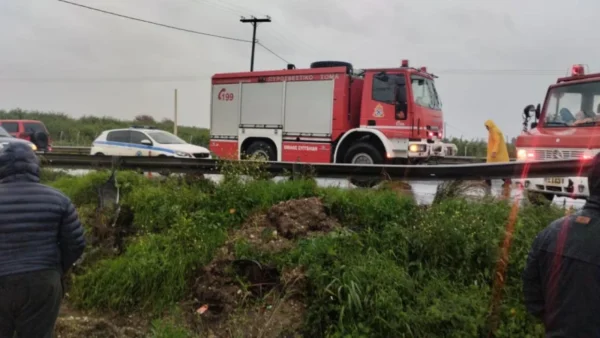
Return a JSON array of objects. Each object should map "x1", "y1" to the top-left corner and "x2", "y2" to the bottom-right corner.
[
  {"x1": 130, "y1": 131, "x2": 149, "y2": 144},
  {"x1": 0, "y1": 122, "x2": 18, "y2": 133},
  {"x1": 147, "y1": 131, "x2": 186, "y2": 144},
  {"x1": 107, "y1": 130, "x2": 130, "y2": 143}
]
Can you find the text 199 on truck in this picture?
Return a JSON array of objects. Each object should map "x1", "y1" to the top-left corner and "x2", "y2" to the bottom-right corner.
[
  {"x1": 209, "y1": 60, "x2": 455, "y2": 184},
  {"x1": 515, "y1": 64, "x2": 599, "y2": 201}
]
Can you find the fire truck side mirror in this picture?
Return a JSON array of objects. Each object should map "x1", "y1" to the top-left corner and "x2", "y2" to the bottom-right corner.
[
  {"x1": 523, "y1": 104, "x2": 536, "y2": 118},
  {"x1": 535, "y1": 103, "x2": 541, "y2": 119}
]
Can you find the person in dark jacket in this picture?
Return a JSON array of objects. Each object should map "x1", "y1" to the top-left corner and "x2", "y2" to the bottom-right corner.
[
  {"x1": 523, "y1": 153, "x2": 600, "y2": 337},
  {"x1": 0, "y1": 143, "x2": 85, "y2": 338}
]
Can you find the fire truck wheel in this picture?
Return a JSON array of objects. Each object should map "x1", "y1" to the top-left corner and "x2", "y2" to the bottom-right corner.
[
  {"x1": 246, "y1": 141, "x2": 277, "y2": 161},
  {"x1": 344, "y1": 142, "x2": 384, "y2": 188}
]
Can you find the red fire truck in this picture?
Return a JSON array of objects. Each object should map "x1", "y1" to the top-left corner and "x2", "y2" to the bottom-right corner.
[
  {"x1": 209, "y1": 60, "x2": 452, "y2": 173},
  {"x1": 515, "y1": 64, "x2": 599, "y2": 201}
]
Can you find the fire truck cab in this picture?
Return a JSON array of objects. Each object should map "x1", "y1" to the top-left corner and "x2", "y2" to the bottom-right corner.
[
  {"x1": 515, "y1": 64, "x2": 599, "y2": 201},
  {"x1": 209, "y1": 60, "x2": 449, "y2": 172}
]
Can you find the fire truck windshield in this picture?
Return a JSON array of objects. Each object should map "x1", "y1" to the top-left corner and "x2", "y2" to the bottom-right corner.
[
  {"x1": 411, "y1": 76, "x2": 442, "y2": 110},
  {"x1": 543, "y1": 80, "x2": 600, "y2": 127}
]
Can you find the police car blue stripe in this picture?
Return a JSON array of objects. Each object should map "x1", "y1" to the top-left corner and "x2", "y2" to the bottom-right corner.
[{"x1": 93, "y1": 141, "x2": 177, "y2": 154}]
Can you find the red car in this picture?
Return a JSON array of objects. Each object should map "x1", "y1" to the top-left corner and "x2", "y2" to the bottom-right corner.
[{"x1": 0, "y1": 120, "x2": 52, "y2": 152}]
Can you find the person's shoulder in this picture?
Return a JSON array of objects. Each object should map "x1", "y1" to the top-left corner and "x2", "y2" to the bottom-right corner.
[
  {"x1": 31, "y1": 183, "x2": 73, "y2": 204},
  {"x1": 533, "y1": 215, "x2": 575, "y2": 248}
]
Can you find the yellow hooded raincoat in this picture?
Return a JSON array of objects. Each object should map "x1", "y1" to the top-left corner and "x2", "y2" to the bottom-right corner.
[{"x1": 484, "y1": 120, "x2": 509, "y2": 163}]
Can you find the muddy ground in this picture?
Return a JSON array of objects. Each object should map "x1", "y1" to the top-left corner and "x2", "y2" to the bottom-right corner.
[{"x1": 56, "y1": 197, "x2": 340, "y2": 338}]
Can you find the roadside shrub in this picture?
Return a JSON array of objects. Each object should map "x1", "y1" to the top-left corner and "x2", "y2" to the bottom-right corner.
[
  {"x1": 51, "y1": 170, "x2": 148, "y2": 206},
  {"x1": 127, "y1": 180, "x2": 210, "y2": 233},
  {"x1": 71, "y1": 211, "x2": 226, "y2": 313}
]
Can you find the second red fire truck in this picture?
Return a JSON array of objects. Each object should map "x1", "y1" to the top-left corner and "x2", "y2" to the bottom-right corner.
[
  {"x1": 515, "y1": 64, "x2": 600, "y2": 201},
  {"x1": 209, "y1": 60, "x2": 455, "y2": 176}
]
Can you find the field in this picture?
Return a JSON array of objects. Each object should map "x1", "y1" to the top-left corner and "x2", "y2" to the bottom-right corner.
[{"x1": 39, "y1": 161, "x2": 562, "y2": 338}]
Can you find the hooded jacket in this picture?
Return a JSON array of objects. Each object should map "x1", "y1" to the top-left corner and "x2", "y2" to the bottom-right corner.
[
  {"x1": 484, "y1": 120, "x2": 510, "y2": 163},
  {"x1": 523, "y1": 153, "x2": 600, "y2": 337},
  {"x1": 0, "y1": 143, "x2": 85, "y2": 277}
]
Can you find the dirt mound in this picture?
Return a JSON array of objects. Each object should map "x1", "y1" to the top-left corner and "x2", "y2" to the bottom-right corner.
[
  {"x1": 267, "y1": 197, "x2": 339, "y2": 238},
  {"x1": 190, "y1": 197, "x2": 338, "y2": 337}
]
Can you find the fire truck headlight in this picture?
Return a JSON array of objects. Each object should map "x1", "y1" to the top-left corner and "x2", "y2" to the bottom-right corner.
[
  {"x1": 582, "y1": 151, "x2": 594, "y2": 161},
  {"x1": 517, "y1": 149, "x2": 527, "y2": 161}
]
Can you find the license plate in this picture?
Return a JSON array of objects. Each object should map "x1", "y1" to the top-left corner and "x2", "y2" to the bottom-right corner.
[{"x1": 545, "y1": 177, "x2": 564, "y2": 185}]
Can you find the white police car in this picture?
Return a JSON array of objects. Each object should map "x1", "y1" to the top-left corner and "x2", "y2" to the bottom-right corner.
[{"x1": 90, "y1": 126, "x2": 211, "y2": 159}]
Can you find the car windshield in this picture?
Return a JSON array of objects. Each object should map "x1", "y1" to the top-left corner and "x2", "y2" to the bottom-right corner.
[
  {"x1": 543, "y1": 80, "x2": 600, "y2": 127},
  {"x1": 0, "y1": 126, "x2": 10, "y2": 137},
  {"x1": 147, "y1": 131, "x2": 187, "y2": 144}
]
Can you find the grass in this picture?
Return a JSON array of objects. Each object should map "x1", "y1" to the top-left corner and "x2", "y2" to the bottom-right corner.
[{"x1": 47, "y1": 166, "x2": 564, "y2": 337}]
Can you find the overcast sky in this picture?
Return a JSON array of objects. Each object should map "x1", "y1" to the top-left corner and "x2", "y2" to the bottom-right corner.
[{"x1": 0, "y1": 0, "x2": 597, "y2": 140}]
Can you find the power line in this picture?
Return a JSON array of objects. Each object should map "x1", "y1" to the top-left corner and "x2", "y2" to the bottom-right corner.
[
  {"x1": 258, "y1": 42, "x2": 290, "y2": 64},
  {"x1": 57, "y1": 0, "x2": 251, "y2": 43}
]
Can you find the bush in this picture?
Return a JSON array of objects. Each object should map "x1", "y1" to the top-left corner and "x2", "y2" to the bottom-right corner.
[{"x1": 45, "y1": 168, "x2": 564, "y2": 336}]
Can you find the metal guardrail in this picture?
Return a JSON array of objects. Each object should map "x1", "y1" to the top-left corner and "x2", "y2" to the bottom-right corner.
[
  {"x1": 48, "y1": 146, "x2": 511, "y2": 164},
  {"x1": 49, "y1": 146, "x2": 90, "y2": 155},
  {"x1": 38, "y1": 154, "x2": 590, "y2": 181}
]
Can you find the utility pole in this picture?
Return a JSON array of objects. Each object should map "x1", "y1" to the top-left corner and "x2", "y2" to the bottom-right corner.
[
  {"x1": 240, "y1": 15, "x2": 271, "y2": 71},
  {"x1": 174, "y1": 89, "x2": 178, "y2": 136}
]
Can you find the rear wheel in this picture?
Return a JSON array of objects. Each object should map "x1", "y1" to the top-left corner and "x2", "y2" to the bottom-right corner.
[
  {"x1": 245, "y1": 141, "x2": 277, "y2": 161},
  {"x1": 344, "y1": 142, "x2": 384, "y2": 188}
]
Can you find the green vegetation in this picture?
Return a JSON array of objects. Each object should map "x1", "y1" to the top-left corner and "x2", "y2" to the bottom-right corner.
[
  {"x1": 45, "y1": 163, "x2": 563, "y2": 337},
  {"x1": 0, "y1": 109, "x2": 209, "y2": 146}
]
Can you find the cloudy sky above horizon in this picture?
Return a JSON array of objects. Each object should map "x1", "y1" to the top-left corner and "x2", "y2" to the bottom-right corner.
[{"x1": 1, "y1": 0, "x2": 598, "y2": 140}]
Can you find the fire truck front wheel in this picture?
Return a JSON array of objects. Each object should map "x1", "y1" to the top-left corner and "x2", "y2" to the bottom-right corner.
[
  {"x1": 344, "y1": 142, "x2": 384, "y2": 188},
  {"x1": 344, "y1": 142, "x2": 384, "y2": 165},
  {"x1": 245, "y1": 141, "x2": 277, "y2": 161}
]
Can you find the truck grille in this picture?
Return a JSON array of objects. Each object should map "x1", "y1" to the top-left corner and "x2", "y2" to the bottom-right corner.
[
  {"x1": 532, "y1": 149, "x2": 583, "y2": 160},
  {"x1": 193, "y1": 152, "x2": 210, "y2": 158}
]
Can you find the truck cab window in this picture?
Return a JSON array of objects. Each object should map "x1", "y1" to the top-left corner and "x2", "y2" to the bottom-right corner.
[
  {"x1": 372, "y1": 74, "x2": 394, "y2": 104},
  {"x1": 544, "y1": 81, "x2": 600, "y2": 127}
]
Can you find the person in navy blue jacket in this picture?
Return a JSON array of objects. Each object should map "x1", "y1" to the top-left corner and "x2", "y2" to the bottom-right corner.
[
  {"x1": 0, "y1": 143, "x2": 85, "y2": 338},
  {"x1": 523, "y1": 153, "x2": 600, "y2": 337}
]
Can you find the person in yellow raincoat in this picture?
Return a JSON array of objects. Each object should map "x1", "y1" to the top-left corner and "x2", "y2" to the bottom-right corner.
[{"x1": 484, "y1": 120, "x2": 510, "y2": 192}]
